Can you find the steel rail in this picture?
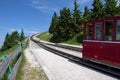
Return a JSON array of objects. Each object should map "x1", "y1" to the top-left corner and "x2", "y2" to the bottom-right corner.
[
  {"x1": 31, "y1": 36, "x2": 120, "y2": 79},
  {"x1": 43, "y1": 42, "x2": 82, "y2": 52},
  {"x1": 31, "y1": 34, "x2": 82, "y2": 52}
]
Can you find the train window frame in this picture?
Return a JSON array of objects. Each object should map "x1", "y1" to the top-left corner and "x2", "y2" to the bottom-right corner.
[
  {"x1": 104, "y1": 20, "x2": 114, "y2": 41},
  {"x1": 116, "y1": 20, "x2": 120, "y2": 40},
  {"x1": 86, "y1": 23, "x2": 93, "y2": 40},
  {"x1": 95, "y1": 22, "x2": 102, "y2": 40}
]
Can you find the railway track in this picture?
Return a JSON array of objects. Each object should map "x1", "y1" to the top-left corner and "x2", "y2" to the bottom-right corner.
[
  {"x1": 31, "y1": 37, "x2": 120, "y2": 79},
  {"x1": 42, "y1": 42, "x2": 82, "y2": 52},
  {"x1": 31, "y1": 33, "x2": 82, "y2": 52}
]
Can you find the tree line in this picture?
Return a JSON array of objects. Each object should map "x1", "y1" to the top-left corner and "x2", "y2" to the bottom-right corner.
[
  {"x1": 49, "y1": 0, "x2": 120, "y2": 42},
  {"x1": 0, "y1": 29, "x2": 25, "y2": 52}
]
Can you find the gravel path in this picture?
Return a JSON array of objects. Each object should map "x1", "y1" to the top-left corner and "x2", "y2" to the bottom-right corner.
[
  {"x1": 23, "y1": 39, "x2": 48, "y2": 80},
  {"x1": 29, "y1": 40, "x2": 118, "y2": 80}
]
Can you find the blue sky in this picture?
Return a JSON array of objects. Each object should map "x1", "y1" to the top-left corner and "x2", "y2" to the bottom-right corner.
[{"x1": 0, "y1": 0, "x2": 93, "y2": 48}]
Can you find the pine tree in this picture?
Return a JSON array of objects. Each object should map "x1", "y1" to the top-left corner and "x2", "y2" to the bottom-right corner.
[
  {"x1": 91, "y1": 0, "x2": 104, "y2": 19},
  {"x1": 8, "y1": 31, "x2": 19, "y2": 47},
  {"x1": 1, "y1": 31, "x2": 20, "y2": 52},
  {"x1": 73, "y1": 0, "x2": 82, "y2": 32},
  {"x1": 49, "y1": 12, "x2": 58, "y2": 34},
  {"x1": 53, "y1": 7, "x2": 73, "y2": 41},
  {"x1": 104, "y1": 0, "x2": 118, "y2": 17},
  {"x1": 83, "y1": 6, "x2": 91, "y2": 21},
  {"x1": 20, "y1": 29, "x2": 25, "y2": 41},
  {"x1": 60, "y1": 7, "x2": 72, "y2": 37},
  {"x1": 1, "y1": 33, "x2": 10, "y2": 51},
  {"x1": 83, "y1": 6, "x2": 90, "y2": 17},
  {"x1": 117, "y1": 2, "x2": 120, "y2": 15},
  {"x1": 73, "y1": 0, "x2": 82, "y2": 23}
]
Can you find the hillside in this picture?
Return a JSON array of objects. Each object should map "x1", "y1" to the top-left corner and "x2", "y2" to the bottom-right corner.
[{"x1": 37, "y1": 32, "x2": 83, "y2": 45}]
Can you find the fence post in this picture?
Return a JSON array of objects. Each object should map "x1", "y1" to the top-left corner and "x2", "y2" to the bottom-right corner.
[
  {"x1": 18, "y1": 41, "x2": 21, "y2": 47},
  {"x1": 17, "y1": 41, "x2": 22, "y2": 59},
  {"x1": 1, "y1": 55, "x2": 12, "y2": 79},
  {"x1": 2, "y1": 55, "x2": 7, "y2": 60},
  {"x1": 7, "y1": 41, "x2": 22, "y2": 80}
]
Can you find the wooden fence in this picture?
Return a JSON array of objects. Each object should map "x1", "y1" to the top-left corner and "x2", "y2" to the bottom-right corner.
[{"x1": 0, "y1": 46, "x2": 22, "y2": 79}]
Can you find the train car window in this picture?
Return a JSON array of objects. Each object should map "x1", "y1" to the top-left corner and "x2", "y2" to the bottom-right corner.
[
  {"x1": 95, "y1": 22, "x2": 102, "y2": 40},
  {"x1": 104, "y1": 20, "x2": 113, "y2": 41},
  {"x1": 116, "y1": 20, "x2": 120, "y2": 40},
  {"x1": 86, "y1": 23, "x2": 93, "y2": 40}
]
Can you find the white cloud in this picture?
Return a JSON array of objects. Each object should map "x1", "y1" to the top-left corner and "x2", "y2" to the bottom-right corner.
[
  {"x1": 9, "y1": 28, "x2": 21, "y2": 33},
  {"x1": 30, "y1": 0, "x2": 58, "y2": 13},
  {"x1": 9, "y1": 28, "x2": 39, "y2": 35},
  {"x1": 32, "y1": 0, "x2": 40, "y2": 5},
  {"x1": 25, "y1": 30, "x2": 39, "y2": 34},
  {"x1": 117, "y1": 0, "x2": 120, "y2": 6},
  {"x1": 34, "y1": 6, "x2": 58, "y2": 13},
  {"x1": 78, "y1": 0, "x2": 91, "y2": 4}
]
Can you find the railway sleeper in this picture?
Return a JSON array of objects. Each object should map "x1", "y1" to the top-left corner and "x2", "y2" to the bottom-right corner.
[{"x1": 32, "y1": 38, "x2": 120, "y2": 78}]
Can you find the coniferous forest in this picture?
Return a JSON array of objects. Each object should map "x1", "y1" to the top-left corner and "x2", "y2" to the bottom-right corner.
[
  {"x1": 1, "y1": 0, "x2": 120, "y2": 51},
  {"x1": 0, "y1": 29, "x2": 25, "y2": 52},
  {"x1": 48, "y1": 0, "x2": 120, "y2": 43}
]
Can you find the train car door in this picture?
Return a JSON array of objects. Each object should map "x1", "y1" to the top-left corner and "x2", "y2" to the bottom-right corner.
[
  {"x1": 83, "y1": 19, "x2": 104, "y2": 60},
  {"x1": 100, "y1": 19, "x2": 116, "y2": 64},
  {"x1": 83, "y1": 22, "x2": 93, "y2": 58},
  {"x1": 92, "y1": 20, "x2": 104, "y2": 60},
  {"x1": 114, "y1": 18, "x2": 120, "y2": 66},
  {"x1": 99, "y1": 17, "x2": 120, "y2": 67}
]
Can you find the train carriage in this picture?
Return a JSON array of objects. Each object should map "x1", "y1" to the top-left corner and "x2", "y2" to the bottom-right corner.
[{"x1": 83, "y1": 16, "x2": 120, "y2": 69}]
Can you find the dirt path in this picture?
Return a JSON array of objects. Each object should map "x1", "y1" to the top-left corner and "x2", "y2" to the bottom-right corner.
[{"x1": 22, "y1": 45, "x2": 48, "y2": 80}]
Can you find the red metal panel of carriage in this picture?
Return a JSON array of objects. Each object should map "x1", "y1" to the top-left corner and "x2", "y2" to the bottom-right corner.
[{"x1": 83, "y1": 16, "x2": 120, "y2": 68}]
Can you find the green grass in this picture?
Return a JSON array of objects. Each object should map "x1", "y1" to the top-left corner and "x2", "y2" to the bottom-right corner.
[
  {"x1": 37, "y1": 32, "x2": 83, "y2": 45},
  {"x1": 15, "y1": 52, "x2": 26, "y2": 80},
  {"x1": 60, "y1": 32, "x2": 83, "y2": 45},
  {"x1": 0, "y1": 73, "x2": 7, "y2": 80},
  {"x1": 16, "y1": 40, "x2": 48, "y2": 80},
  {"x1": 0, "y1": 45, "x2": 18, "y2": 61},
  {"x1": 36, "y1": 32, "x2": 53, "y2": 42},
  {"x1": 15, "y1": 39, "x2": 29, "y2": 80}
]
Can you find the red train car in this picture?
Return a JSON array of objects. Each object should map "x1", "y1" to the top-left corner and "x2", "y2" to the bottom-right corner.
[{"x1": 83, "y1": 16, "x2": 120, "y2": 69}]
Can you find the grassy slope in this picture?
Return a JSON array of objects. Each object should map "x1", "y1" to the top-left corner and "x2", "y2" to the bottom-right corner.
[
  {"x1": 0, "y1": 45, "x2": 18, "y2": 61},
  {"x1": 37, "y1": 32, "x2": 83, "y2": 45},
  {"x1": 37, "y1": 32, "x2": 53, "y2": 42}
]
